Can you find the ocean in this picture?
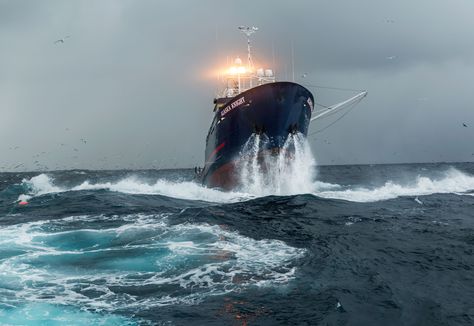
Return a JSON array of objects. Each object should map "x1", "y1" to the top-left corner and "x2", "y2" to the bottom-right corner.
[{"x1": 0, "y1": 162, "x2": 473, "y2": 325}]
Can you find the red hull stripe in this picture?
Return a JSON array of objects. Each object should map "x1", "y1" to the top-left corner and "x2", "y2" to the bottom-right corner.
[{"x1": 208, "y1": 142, "x2": 225, "y2": 161}]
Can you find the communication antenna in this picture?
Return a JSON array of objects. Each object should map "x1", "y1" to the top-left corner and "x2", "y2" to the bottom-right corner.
[
  {"x1": 238, "y1": 26, "x2": 258, "y2": 70},
  {"x1": 291, "y1": 41, "x2": 295, "y2": 82}
]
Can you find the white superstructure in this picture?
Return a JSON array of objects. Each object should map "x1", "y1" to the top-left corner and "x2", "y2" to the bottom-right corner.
[{"x1": 219, "y1": 26, "x2": 275, "y2": 98}]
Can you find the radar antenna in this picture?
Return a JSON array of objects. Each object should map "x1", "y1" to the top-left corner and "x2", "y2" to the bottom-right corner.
[{"x1": 238, "y1": 26, "x2": 258, "y2": 70}]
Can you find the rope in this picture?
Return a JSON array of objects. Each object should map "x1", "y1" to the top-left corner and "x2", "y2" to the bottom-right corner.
[
  {"x1": 312, "y1": 98, "x2": 360, "y2": 121},
  {"x1": 314, "y1": 102, "x2": 331, "y2": 109},
  {"x1": 300, "y1": 83, "x2": 365, "y2": 93},
  {"x1": 308, "y1": 97, "x2": 363, "y2": 136}
]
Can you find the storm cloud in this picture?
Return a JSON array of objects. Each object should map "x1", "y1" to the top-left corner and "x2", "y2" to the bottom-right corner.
[{"x1": 1, "y1": 0, "x2": 474, "y2": 171}]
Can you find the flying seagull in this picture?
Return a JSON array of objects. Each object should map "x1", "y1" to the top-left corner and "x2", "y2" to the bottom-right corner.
[
  {"x1": 386, "y1": 56, "x2": 397, "y2": 60},
  {"x1": 54, "y1": 35, "x2": 70, "y2": 44},
  {"x1": 463, "y1": 123, "x2": 468, "y2": 127}
]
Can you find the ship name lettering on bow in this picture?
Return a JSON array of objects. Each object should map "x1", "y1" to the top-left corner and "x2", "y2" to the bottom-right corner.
[{"x1": 221, "y1": 97, "x2": 245, "y2": 117}]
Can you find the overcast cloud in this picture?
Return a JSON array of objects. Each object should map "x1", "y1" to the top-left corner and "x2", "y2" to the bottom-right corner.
[{"x1": 1, "y1": 0, "x2": 474, "y2": 171}]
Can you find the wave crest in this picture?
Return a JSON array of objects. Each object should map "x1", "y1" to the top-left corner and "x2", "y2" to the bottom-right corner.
[
  {"x1": 19, "y1": 174, "x2": 251, "y2": 203},
  {"x1": 315, "y1": 168, "x2": 474, "y2": 202},
  {"x1": 16, "y1": 167, "x2": 474, "y2": 204}
]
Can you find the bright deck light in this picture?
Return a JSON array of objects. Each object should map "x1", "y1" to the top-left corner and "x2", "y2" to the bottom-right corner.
[{"x1": 228, "y1": 66, "x2": 247, "y2": 75}]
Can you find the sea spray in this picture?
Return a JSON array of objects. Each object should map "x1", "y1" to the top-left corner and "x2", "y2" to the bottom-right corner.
[
  {"x1": 239, "y1": 133, "x2": 264, "y2": 193},
  {"x1": 11, "y1": 167, "x2": 474, "y2": 204},
  {"x1": 17, "y1": 174, "x2": 251, "y2": 203},
  {"x1": 238, "y1": 133, "x2": 317, "y2": 196},
  {"x1": 316, "y1": 167, "x2": 474, "y2": 202},
  {"x1": 2, "y1": 165, "x2": 474, "y2": 325}
]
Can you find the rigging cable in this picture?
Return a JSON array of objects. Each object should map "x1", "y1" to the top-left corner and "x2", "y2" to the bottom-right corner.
[
  {"x1": 308, "y1": 97, "x2": 364, "y2": 136},
  {"x1": 311, "y1": 95, "x2": 364, "y2": 121},
  {"x1": 300, "y1": 83, "x2": 366, "y2": 93}
]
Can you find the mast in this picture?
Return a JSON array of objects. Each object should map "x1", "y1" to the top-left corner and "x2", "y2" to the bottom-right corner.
[{"x1": 238, "y1": 26, "x2": 258, "y2": 70}]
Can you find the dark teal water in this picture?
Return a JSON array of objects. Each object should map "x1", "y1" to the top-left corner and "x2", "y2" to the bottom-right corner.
[{"x1": 0, "y1": 163, "x2": 473, "y2": 325}]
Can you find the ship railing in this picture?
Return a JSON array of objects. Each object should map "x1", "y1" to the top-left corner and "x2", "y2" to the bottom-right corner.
[{"x1": 221, "y1": 74, "x2": 276, "y2": 98}]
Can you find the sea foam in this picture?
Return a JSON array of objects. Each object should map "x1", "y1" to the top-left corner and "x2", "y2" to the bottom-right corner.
[
  {"x1": 20, "y1": 174, "x2": 251, "y2": 203},
  {"x1": 315, "y1": 167, "x2": 474, "y2": 202},
  {"x1": 17, "y1": 165, "x2": 474, "y2": 204},
  {"x1": 0, "y1": 214, "x2": 305, "y2": 312}
]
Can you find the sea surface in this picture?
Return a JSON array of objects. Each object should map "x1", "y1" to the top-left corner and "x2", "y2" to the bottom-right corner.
[{"x1": 1, "y1": 162, "x2": 474, "y2": 325}]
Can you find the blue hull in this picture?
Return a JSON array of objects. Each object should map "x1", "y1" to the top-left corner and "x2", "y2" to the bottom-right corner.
[{"x1": 202, "y1": 82, "x2": 314, "y2": 189}]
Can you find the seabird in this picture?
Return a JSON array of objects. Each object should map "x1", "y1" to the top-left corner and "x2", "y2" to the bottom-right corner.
[
  {"x1": 386, "y1": 56, "x2": 397, "y2": 60},
  {"x1": 54, "y1": 35, "x2": 70, "y2": 44},
  {"x1": 463, "y1": 123, "x2": 468, "y2": 127}
]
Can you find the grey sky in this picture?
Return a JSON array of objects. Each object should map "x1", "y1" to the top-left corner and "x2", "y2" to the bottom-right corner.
[{"x1": 1, "y1": 0, "x2": 474, "y2": 171}]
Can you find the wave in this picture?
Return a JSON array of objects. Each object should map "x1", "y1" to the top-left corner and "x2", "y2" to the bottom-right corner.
[
  {"x1": 19, "y1": 174, "x2": 252, "y2": 203},
  {"x1": 0, "y1": 303, "x2": 134, "y2": 325},
  {"x1": 14, "y1": 167, "x2": 474, "y2": 204},
  {"x1": 237, "y1": 133, "x2": 317, "y2": 196},
  {"x1": 0, "y1": 214, "x2": 305, "y2": 313},
  {"x1": 315, "y1": 168, "x2": 474, "y2": 202}
]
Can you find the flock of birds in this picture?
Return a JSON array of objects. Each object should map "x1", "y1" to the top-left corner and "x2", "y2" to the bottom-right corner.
[
  {"x1": 2, "y1": 26, "x2": 473, "y2": 172},
  {"x1": 2, "y1": 131, "x2": 88, "y2": 171},
  {"x1": 384, "y1": 18, "x2": 397, "y2": 61},
  {"x1": 4, "y1": 120, "x2": 469, "y2": 171},
  {"x1": 1, "y1": 126, "x2": 175, "y2": 171}
]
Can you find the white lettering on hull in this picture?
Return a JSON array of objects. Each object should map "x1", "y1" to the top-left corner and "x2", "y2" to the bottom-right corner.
[{"x1": 221, "y1": 97, "x2": 246, "y2": 117}]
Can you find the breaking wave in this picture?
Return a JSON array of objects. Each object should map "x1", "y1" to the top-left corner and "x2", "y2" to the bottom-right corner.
[
  {"x1": 238, "y1": 133, "x2": 317, "y2": 196},
  {"x1": 13, "y1": 166, "x2": 474, "y2": 205},
  {"x1": 19, "y1": 173, "x2": 251, "y2": 203},
  {"x1": 315, "y1": 168, "x2": 474, "y2": 202}
]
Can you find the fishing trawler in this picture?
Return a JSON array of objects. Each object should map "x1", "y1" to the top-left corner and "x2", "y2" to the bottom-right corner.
[{"x1": 200, "y1": 26, "x2": 366, "y2": 189}]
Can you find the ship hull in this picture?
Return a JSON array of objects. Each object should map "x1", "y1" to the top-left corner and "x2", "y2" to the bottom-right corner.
[{"x1": 202, "y1": 82, "x2": 314, "y2": 190}]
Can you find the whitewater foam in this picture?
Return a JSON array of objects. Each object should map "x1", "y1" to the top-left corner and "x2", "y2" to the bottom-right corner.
[
  {"x1": 0, "y1": 214, "x2": 305, "y2": 313},
  {"x1": 19, "y1": 174, "x2": 252, "y2": 203},
  {"x1": 0, "y1": 303, "x2": 134, "y2": 325},
  {"x1": 237, "y1": 133, "x2": 317, "y2": 196},
  {"x1": 17, "y1": 174, "x2": 64, "y2": 202},
  {"x1": 15, "y1": 166, "x2": 474, "y2": 204},
  {"x1": 315, "y1": 167, "x2": 474, "y2": 202}
]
